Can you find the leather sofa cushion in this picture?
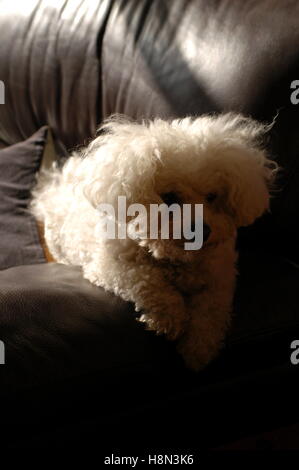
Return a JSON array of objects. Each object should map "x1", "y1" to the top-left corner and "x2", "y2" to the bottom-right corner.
[
  {"x1": 0, "y1": 253, "x2": 298, "y2": 447},
  {"x1": 0, "y1": 252, "x2": 298, "y2": 390}
]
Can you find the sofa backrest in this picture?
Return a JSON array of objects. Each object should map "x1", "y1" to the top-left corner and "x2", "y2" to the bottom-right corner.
[{"x1": 1, "y1": 0, "x2": 299, "y2": 259}]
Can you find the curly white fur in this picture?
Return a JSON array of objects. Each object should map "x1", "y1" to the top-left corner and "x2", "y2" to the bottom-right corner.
[{"x1": 31, "y1": 113, "x2": 277, "y2": 370}]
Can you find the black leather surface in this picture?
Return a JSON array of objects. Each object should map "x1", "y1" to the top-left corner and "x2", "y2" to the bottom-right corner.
[
  {"x1": 0, "y1": 253, "x2": 298, "y2": 390},
  {"x1": 1, "y1": 0, "x2": 299, "y2": 448},
  {"x1": 0, "y1": 263, "x2": 183, "y2": 391},
  {"x1": 0, "y1": 254, "x2": 298, "y2": 448}
]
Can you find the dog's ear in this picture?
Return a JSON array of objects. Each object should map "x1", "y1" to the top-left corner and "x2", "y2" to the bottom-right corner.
[
  {"x1": 224, "y1": 158, "x2": 276, "y2": 227},
  {"x1": 217, "y1": 114, "x2": 278, "y2": 227},
  {"x1": 80, "y1": 117, "x2": 160, "y2": 211}
]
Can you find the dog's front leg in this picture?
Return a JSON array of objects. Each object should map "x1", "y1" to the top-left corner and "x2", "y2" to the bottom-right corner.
[
  {"x1": 177, "y1": 284, "x2": 235, "y2": 370},
  {"x1": 83, "y1": 258, "x2": 188, "y2": 340},
  {"x1": 177, "y1": 256, "x2": 237, "y2": 371}
]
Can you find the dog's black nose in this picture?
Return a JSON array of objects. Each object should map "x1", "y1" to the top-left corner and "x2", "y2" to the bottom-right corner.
[
  {"x1": 203, "y1": 223, "x2": 211, "y2": 242},
  {"x1": 190, "y1": 222, "x2": 211, "y2": 242}
]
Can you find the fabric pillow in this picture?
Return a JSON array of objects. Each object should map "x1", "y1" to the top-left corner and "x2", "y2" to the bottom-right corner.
[{"x1": 0, "y1": 126, "x2": 52, "y2": 270}]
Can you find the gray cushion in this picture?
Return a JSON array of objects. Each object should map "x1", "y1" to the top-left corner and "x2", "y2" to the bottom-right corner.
[{"x1": 0, "y1": 127, "x2": 48, "y2": 270}]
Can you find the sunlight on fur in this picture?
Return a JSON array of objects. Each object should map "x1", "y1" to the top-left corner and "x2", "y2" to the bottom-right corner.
[{"x1": 31, "y1": 113, "x2": 278, "y2": 370}]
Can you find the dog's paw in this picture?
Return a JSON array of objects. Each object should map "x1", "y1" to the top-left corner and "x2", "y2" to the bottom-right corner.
[
  {"x1": 138, "y1": 313, "x2": 185, "y2": 340},
  {"x1": 138, "y1": 299, "x2": 188, "y2": 340},
  {"x1": 83, "y1": 265, "x2": 103, "y2": 287},
  {"x1": 177, "y1": 334, "x2": 220, "y2": 371}
]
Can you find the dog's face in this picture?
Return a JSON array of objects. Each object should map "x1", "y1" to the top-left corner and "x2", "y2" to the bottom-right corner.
[{"x1": 83, "y1": 113, "x2": 277, "y2": 261}]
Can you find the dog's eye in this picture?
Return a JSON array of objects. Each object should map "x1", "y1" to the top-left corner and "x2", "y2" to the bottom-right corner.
[
  {"x1": 161, "y1": 192, "x2": 181, "y2": 206},
  {"x1": 206, "y1": 193, "x2": 217, "y2": 203}
]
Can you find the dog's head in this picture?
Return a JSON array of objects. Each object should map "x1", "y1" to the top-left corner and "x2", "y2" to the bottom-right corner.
[{"x1": 82, "y1": 113, "x2": 277, "y2": 261}]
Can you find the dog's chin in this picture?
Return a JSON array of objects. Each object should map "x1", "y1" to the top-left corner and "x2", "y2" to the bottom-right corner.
[{"x1": 139, "y1": 239, "x2": 203, "y2": 263}]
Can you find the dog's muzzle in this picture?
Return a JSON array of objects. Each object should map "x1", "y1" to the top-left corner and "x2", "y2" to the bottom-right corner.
[{"x1": 203, "y1": 223, "x2": 211, "y2": 242}]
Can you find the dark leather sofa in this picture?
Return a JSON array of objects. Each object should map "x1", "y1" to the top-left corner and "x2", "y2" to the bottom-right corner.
[{"x1": 1, "y1": 0, "x2": 299, "y2": 451}]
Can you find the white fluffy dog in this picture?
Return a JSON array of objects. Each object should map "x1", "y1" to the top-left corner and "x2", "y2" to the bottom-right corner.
[{"x1": 31, "y1": 113, "x2": 276, "y2": 370}]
